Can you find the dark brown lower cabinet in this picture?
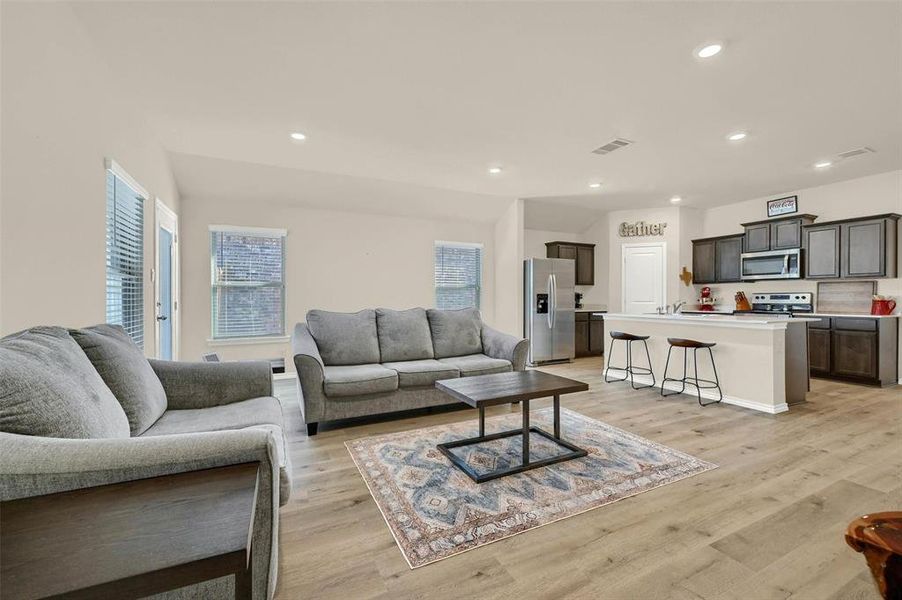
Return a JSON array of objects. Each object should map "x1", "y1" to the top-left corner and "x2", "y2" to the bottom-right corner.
[
  {"x1": 808, "y1": 317, "x2": 898, "y2": 386},
  {"x1": 575, "y1": 312, "x2": 605, "y2": 357}
]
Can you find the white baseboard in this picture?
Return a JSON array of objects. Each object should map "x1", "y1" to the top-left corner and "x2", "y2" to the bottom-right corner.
[{"x1": 622, "y1": 373, "x2": 789, "y2": 415}]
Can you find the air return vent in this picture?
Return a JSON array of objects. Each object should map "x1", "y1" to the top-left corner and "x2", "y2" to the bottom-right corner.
[
  {"x1": 592, "y1": 138, "x2": 634, "y2": 155},
  {"x1": 837, "y1": 146, "x2": 876, "y2": 160}
]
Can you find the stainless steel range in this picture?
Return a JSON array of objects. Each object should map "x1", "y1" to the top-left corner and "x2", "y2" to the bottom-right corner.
[{"x1": 746, "y1": 292, "x2": 814, "y2": 315}]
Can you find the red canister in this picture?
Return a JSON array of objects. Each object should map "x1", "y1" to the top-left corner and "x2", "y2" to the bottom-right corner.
[{"x1": 871, "y1": 298, "x2": 897, "y2": 315}]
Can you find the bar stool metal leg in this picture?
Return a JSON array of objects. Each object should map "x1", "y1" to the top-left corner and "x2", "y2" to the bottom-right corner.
[
  {"x1": 661, "y1": 340, "x2": 723, "y2": 406},
  {"x1": 604, "y1": 336, "x2": 655, "y2": 390}
]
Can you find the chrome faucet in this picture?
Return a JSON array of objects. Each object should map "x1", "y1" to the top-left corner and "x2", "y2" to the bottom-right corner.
[{"x1": 672, "y1": 301, "x2": 686, "y2": 314}]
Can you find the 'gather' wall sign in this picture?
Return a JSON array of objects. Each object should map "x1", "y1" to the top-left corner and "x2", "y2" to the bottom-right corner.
[{"x1": 619, "y1": 221, "x2": 667, "y2": 237}]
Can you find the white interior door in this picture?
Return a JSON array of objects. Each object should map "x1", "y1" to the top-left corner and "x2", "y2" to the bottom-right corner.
[
  {"x1": 155, "y1": 200, "x2": 179, "y2": 359},
  {"x1": 622, "y1": 243, "x2": 666, "y2": 314}
]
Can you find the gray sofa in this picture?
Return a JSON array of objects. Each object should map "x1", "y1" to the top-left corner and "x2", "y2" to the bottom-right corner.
[
  {"x1": 0, "y1": 325, "x2": 291, "y2": 600},
  {"x1": 292, "y1": 307, "x2": 529, "y2": 435}
]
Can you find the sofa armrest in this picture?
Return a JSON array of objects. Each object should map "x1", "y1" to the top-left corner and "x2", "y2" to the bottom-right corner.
[
  {"x1": 482, "y1": 324, "x2": 529, "y2": 371},
  {"x1": 0, "y1": 429, "x2": 281, "y2": 600},
  {"x1": 149, "y1": 359, "x2": 273, "y2": 409},
  {"x1": 291, "y1": 323, "x2": 326, "y2": 427}
]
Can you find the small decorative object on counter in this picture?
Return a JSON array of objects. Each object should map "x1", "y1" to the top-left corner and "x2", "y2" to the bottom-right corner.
[
  {"x1": 697, "y1": 286, "x2": 718, "y2": 312},
  {"x1": 735, "y1": 291, "x2": 752, "y2": 312},
  {"x1": 871, "y1": 295, "x2": 897, "y2": 316}
]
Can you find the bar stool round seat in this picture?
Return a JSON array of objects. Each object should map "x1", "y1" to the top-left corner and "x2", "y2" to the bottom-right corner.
[
  {"x1": 661, "y1": 337, "x2": 722, "y2": 406},
  {"x1": 666, "y1": 338, "x2": 715, "y2": 349},
  {"x1": 604, "y1": 331, "x2": 655, "y2": 390},
  {"x1": 610, "y1": 331, "x2": 650, "y2": 342}
]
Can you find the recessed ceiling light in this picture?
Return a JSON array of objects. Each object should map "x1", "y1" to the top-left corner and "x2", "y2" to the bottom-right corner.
[
  {"x1": 589, "y1": 182, "x2": 602, "y2": 189},
  {"x1": 727, "y1": 131, "x2": 747, "y2": 141},
  {"x1": 814, "y1": 161, "x2": 832, "y2": 169},
  {"x1": 290, "y1": 132, "x2": 306, "y2": 141},
  {"x1": 670, "y1": 196, "x2": 682, "y2": 204},
  {"x1": 696, "y1": 43, "x2": 723, "y2": 59},
  {"x1": 488, "y1": 166, "x2": 503, "y2": 174}
]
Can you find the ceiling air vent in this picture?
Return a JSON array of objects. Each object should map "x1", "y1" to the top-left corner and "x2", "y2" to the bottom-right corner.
[
  {"x1": 837, "y1": 147, "x2": 876, "y2": 160},
  {"x1": 592, "y1": 138, "x2": 634, "y2": 155}
]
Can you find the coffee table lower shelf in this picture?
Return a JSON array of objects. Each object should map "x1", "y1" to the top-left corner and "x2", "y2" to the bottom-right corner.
[{"x1": 437, "y1": 425, "x2": 588, "y2": 484}]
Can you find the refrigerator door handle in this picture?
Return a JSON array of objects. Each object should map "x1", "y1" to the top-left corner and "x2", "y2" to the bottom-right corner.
[
  {"x1": 549, "y1": 273, "x2": 557, "y2": 329},
  {"x1": 546, "y1": 274, "x2": 554, "y2": 329}
]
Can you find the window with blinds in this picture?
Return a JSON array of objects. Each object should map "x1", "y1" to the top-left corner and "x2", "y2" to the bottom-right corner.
[
  {"x1": 105, "y1": 168, "x2": 146, "y2": 348},
  {"x1": 434, "y1": 242, "x2": 482, "y2": 310},
  {"x1": 210, "y1": 227, "x2": 286, "y2": 340}
]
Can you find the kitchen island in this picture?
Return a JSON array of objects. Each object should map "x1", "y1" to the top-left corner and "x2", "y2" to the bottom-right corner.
[{"x1": 602, "y1": 313, "x2": 818, "y2": 414}]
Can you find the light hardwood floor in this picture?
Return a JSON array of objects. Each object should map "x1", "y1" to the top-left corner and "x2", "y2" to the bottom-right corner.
[{"x1": 273, "y1": 357, "x2": 900, "y2": 599}]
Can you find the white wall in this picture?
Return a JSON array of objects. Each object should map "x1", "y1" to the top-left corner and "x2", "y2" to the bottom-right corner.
[
  {"x1": 493, "y1": 199, "x2": 524, "y2": 336},
  {"x1": 180, "y1": 195, "x2": 497, "y2": 366},
  {"x1": 0, "y1": 3, "x2": 180, "y2": 356}
]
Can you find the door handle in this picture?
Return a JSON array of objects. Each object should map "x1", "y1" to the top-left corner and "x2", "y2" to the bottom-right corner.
[
  {"x1": 546, "y1": 274, "x2": 554, "y2": 329},
  {"x1": 549, "y1": 274, "x2": 557, "y2": 329},
  {"x1": 156, "y1": 315, "x2": 168, "y2": 322}
]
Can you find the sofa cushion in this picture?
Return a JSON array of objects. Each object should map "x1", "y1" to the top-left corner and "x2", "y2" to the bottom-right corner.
[
  {"x1": 323, "y1": 364, "x2": 398, "y2": 397},
  {"x1": 69, "y1": 324, "x2": 167, "y2": 436},
  {"x1": 376, "y1": 308, "x2": 434, "y2": 362},
  {"x1": 0, "y1": 326, "x2": 130, "y2": 439},
  {"x1": 437, "y1": 353, "x2": 512, "y2": 377},
  {"x1": 382, "y1": 359, "x2": 459, "y2": 388},
  {"x1": 140, "y1": 396, "x2": 283, "y2": 436},
  {"x1": 426, "y1": 308, "x2": 483, "y2": 358},
  {"x1": 307, "y1": 309, "x2": 380, "y2": 366}
]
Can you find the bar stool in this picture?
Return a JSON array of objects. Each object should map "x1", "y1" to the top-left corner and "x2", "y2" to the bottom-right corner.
[
  {"x1": 661, "y1": 338, "x2": 723, "y2": 406},
  {"x1": 604, "y1": 331, "x2": 656, "y2": 390}
]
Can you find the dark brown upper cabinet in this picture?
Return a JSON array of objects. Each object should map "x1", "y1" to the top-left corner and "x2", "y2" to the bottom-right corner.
[
  {"x1": 741, "y1": 214, "x2": 817, "y2": 253},
  {"x1": 691, "y1": 234, "x2": 743, "y2": 284},
  {"x1": 546, "y1": 241, "x2": 595, "y2": 285},
  {"x1": 803, "y1": 214, "x2": 900, "y2": 280}
]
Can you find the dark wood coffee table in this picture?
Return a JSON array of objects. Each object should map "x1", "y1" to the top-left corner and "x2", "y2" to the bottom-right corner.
[
  {"x1": 435, "y1": 370, "x2": 590, "y2": 483},
  {"x1": 1, "y1": 463, "x2": 259, "y2": 600}
]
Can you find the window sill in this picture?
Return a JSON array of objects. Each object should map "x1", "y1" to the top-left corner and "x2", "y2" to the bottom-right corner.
[{"x1": 207, "y1": 336, "x2": 290, "y2": 346}]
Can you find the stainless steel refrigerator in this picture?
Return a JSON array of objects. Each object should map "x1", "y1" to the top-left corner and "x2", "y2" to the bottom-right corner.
[{"x1": 523, "y1": 258, "x2": 575, "y2": 365}]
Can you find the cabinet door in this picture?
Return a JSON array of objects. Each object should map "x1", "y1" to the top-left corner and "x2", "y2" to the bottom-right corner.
[
  {"x1": 831, "y1": 330, "x2": 878, "y2": 380},
  {"x1": 808, "y1": 328, "x2": 831, "y2": 375},
  {"x1": 692, "y1": 240, "x2": 716, "y2": 283},
  {"x1": 557, "y1": 245, "x2": 578, "y2": 261},
  {"x1": 804, "y1": 224, "x2": 841, "y2": 278},
  {"x1": 842, "y1": 219, "x2": 885, "y2": 278},
  {"x1": 715, "y1": 236, "x2": 743, "y2": 282},
  {"x1": 576, "y1": 245, "x2": 595, "y2": 285},
  {"x1": 588, "y1": 316, "x2": 605, "y2": 355},
  {"x1": 744, "y1": 224, "x2": 771, "y2": 252},
  {"x1": 574, "y1": 319, "x2": 590, "y2": 357},
  {"x1": 771, "y1": 219, "x2": 802, "y2": 249}
]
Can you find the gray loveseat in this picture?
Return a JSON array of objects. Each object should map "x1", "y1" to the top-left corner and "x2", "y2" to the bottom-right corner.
[
  {"x1": 292, "y1": 307, "x2": 528, "y2": 435},
  {"x1": 0, "y1": 325, "x2": 291, "y2": 600}
]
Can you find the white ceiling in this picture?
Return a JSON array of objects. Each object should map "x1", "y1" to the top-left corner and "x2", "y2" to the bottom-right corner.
[{"x1": 70, "y1": 1, "x2": 902, "y2": 224}]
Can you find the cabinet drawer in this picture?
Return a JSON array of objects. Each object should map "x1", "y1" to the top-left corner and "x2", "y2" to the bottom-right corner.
[
  {"x1": 833, "y1": 318, "x2": 877, "y2": 332},
  {"x1": 575, "y1": 312, "x2": 589, "y2": 322},
  {"x1": 808, "y1": 317, "x2": 831, "y2": 330}
]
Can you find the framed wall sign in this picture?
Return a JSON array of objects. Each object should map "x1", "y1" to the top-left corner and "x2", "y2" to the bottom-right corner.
[{"x1": 767, "y1": 195, "x2": 798, "y2": 217}]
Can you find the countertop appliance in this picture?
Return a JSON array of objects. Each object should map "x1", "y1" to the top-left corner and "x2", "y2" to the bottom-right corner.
[
  {"x1": 575, "y1": 291, "x2": 583, "y2": 309},
  {"x1": 741, "y1": 248, "x2": 802, "y2": 280},
  {"x1": 524, "y1": 258, "x2": 575, "y2": 365},
  {"x1": 740, "y1": 292, "x2": 814, "y2": 315}
]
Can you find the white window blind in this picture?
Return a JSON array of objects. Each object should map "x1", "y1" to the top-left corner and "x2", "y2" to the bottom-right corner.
[
  {"x1": 105, "y1": 167, "x2": 146, "y2": 348},
  {"x1": 434, "y1": 242, "x2": 482, "y2": 310},
  {"x1": 210, "y1": 227, "x2": 286, "y2": 339}
]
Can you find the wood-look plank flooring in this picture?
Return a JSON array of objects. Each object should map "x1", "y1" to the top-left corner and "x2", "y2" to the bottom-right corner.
[{"x1": 272, "y1": 357, "x2": 900, "y2": 599}]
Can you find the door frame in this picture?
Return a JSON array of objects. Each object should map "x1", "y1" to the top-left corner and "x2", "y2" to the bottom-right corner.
[
  {"x1": 154, "y1": 199, "x2": 180, "y2": 360},
  {"x1": 621, "y1": 241, "x2": 667, "y2": 313}
]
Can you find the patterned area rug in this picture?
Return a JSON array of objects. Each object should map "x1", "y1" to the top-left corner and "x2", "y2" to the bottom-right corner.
[{"x1": 346, "y1": 407, "x2": 717, "y2": 568}]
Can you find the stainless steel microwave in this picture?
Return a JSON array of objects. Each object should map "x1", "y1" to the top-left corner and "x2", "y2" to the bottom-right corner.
[{"x1": 741, "y1": 248, "x2": 802, "y2": 280}]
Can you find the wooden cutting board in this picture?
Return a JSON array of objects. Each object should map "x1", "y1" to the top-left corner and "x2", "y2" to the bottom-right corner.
[{"x1": 816, "y1": 281, "x2": 876, "y2": 314}]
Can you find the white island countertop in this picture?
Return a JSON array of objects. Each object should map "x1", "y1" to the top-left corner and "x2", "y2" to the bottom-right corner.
[{"x1": 602, "y1": 312, "x2": 820, "y2": 329}]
